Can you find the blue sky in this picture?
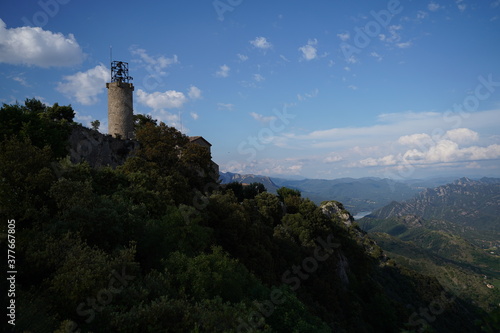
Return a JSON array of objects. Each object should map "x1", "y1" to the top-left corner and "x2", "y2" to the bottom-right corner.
[{"x1": 1, "y1": 0, "x2": 500, "y2": 180}]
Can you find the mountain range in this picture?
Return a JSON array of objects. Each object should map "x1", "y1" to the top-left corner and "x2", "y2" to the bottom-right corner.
[
  {"x1": 219, "y1": 171, "x2": 459, "y2": 215},
  {"x1": 359, "y1": 177, "x2": 500, "y2": 312}
]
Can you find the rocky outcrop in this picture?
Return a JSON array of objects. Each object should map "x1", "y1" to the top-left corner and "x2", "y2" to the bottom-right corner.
[
  {"x1": 320, "y1": 200, "x2": 355, "y2": 227},
  {"x1": 68, "y1": 125, "x2": 138, "y2": 168}
]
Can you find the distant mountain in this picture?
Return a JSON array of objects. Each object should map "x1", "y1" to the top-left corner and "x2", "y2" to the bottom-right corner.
[
  {"x1": 273, "y1": 177, "x2": 422, "y2": 215},
  {"x1": 219, "y1": 171, "x2": 280, "y2": 193},
  {"x1": 219, "y1": 173, "x2": 464, "y2": 215},
  {"x1": 359, "y1": 177, "x2": 500, "y2": 312},
  {"x1": 368, "y1": 177, "x2": 500, "y2": 236}
]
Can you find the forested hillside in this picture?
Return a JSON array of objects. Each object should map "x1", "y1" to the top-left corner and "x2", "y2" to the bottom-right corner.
[
  {"x1": 360, "y1": 179, "x2": 500, "y2": 317},
  {"x1": 1, "y1": 100, "x2": 497, "y2": 332}
]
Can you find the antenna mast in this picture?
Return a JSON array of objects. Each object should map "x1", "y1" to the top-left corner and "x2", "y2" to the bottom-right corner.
[{"x1": 109, "y1": 45, "x2": 112, "y2": 80}]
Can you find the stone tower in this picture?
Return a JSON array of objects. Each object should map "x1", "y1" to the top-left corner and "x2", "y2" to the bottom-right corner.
[{"x1": 106, "y1": 61, "x2": 134, "y2": 139}]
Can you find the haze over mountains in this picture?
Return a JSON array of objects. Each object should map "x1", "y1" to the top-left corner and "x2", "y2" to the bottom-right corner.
[{"x1": 219, "y1": 171, "x2": 463, "y2": 215}]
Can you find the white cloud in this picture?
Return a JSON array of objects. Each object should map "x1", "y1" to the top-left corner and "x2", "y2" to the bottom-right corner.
[
  {"x1": 280, "y1": 55, "x2": 290, "y2": 62},
  {"x1": 130, "y1": 47, "x2": 179, "y2": 74},
  {"x1": 337, "y1": 32, "x2": 350, "y2": 41},
  {"x1": 370, "y1": 52, "x2": 383, "y2": 61},
  {"x1": 155, "y1": 110, "x2": 183, "y2": 130},
  {"x1": 0, "y1": 19, "x2": 84, "y2": 67},
  {"x1": 397, "y1": 41, "x2": 412, "y2": 48},
  {"x1": 250, "y1": 112, "x2": 277, "y2": 124},
  {"x1": 136, "y1": 89, "x2": 187, "y2": 109},
  {"x1": 254, "y1": 74, "x2": 265, "y2": 82},
  {"x1": 250, "y1": 37, "x2": 272, "y2": 50},
  {"x1": 11, "y1": 74, "x2": 30, "y2": 87},
  {"x1": 56, "y1": 65, "x2": 109, "y2": 105},
  {"x1": 237, "y1": 53, "x2": 249, "y2": 62},
  {"x1": 324, "y1": 154, "x2": 343, "y2": 163},
  {"x1": 361, "y1": 128, "x2": 499, "y2": 168},
  {"x1": 417, "y1": 10, "x2": 429, "y2": 20},
  {"x1": 297, "y1": 89, "x2": 319, "y2": 101},
  {"x1": 428, "y1": 2, "x2": 441, "y2": 11},
  {"x1": 398, "y1": 133, "x2": 434, "y2": 147},
  {"x1": 74, "y1": 111, "x2": 93, "y2": 127},
  {"x1": 443, "y1": 128, "x2": 479, "y2": 144},
  {"x1": 188, "y1": 85, "x2": 202, "y2": 99},
  {"x1": 384, "y1": 25, "x2": 403, "y2": 44},
  {"x1": 276, "y1": 110, "x2": 500, "y2": 157},
  {"x1": 217, "y1": 103, "x2": 234, "y2": 111},
  {"x1": 190, "y1": 112, "x2": 199, "y2": 120},
  {"x1": 223, "y1": 158, "x2": 304, "y2": 176},
  {"x1": 299, "y1": 39, "x2": 318, "y2": 61},
  {"x1": 348, "y1": 85, "x2": 358, "y2": 90},
  {"x1": 215, "y1": 64, "x2": 230, "y2": 78},
  {"x1": 346, "y1": 56, "x2": 358, "y2": 64},
  {"x1": 456, "y1": 0, "x2": 467, "y2": 12}
]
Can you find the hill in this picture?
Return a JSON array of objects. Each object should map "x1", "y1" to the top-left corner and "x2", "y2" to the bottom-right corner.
[{"x1": 359, "y1": 178, "x2": 500, "y2": 313}]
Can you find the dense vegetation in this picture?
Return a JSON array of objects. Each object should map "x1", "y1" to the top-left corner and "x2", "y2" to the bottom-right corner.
[
  {"x1": 1, "y1": 99, "x2": 497, "y2": 332},
  {"x1": 360, "y1": 180, "x2": 500, "y2": 320}
]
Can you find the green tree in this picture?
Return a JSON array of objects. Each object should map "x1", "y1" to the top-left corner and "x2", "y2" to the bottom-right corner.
[
  {"x1": 91, "y1": 119, "x2": 100, "y2": 131},
  {"x1": 133, "y1": 113, "x2": 158, "y2": 131},
  {"x1": 277, "y1": 186, "x2": 301, "y2": 202},
  {"x1": 44, "y1": 103, "x2": 75, "y2": 122}
]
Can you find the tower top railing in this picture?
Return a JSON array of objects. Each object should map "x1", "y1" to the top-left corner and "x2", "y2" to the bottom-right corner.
[{"x1": 111, "y1": 61, "x2": 133, "y2": 83}]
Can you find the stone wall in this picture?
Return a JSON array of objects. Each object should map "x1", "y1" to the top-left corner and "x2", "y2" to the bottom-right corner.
[{"x1": 68, "y1": 125, "x2": 138, "y2": 168}]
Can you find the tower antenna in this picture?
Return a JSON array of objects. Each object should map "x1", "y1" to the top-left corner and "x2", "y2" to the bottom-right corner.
[{"x1": 109, "y1": 45, "x2": 113, "y2": 80}]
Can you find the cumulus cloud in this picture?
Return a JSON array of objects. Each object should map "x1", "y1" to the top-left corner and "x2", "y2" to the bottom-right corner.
[
  {"x1": 56, "y1": 65, "x2": 109, "y2": 105},
  {"x1": 130, "y1": 47, "x2": 179, "y2": 74},
  {"x1": 366, "y1": 128, "x2": 500, "y2": 167},
  {"x1": 444, "y1": 128, "x2": 479, "y2": 144},
  {"x1": 188, "y1": 85, "x2": 202, "y2": 99},
  {"x1": 0, "y1": 19, "x2": 84, "y2": 67},
  {"x1": 136, "y1": 89, "x2": 190, "y2": 130},
  {"x1": 337, "y1": 32, "x2": 350, "y2": 41},
  {"x1": 250, "y1": 37, "x2": 272, "y2": 50},
  {"x1": 136, "y1": 89, "x2": 187, "y2": 109},
  {"x1": 250, "y1": 112, "x2": 277, "y2": 124},
  {"x1": 299, "y1": 39, "x2": 318, "y2": 61},
  {"x1": 398, "y1": 133, "x2": 435, "y2": 147},
  {"x1": 215, "y1": 64, "x2": 230, "y2": 78}
]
